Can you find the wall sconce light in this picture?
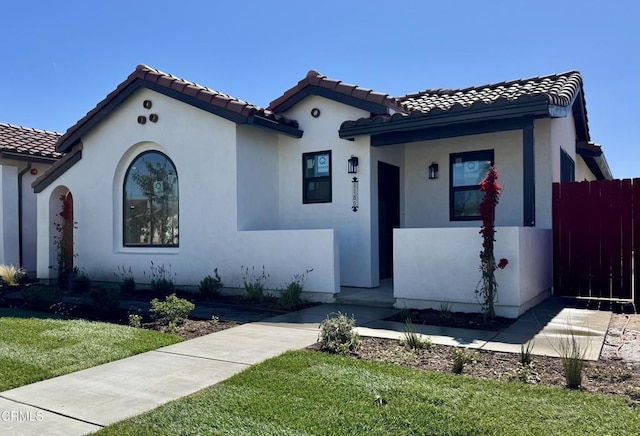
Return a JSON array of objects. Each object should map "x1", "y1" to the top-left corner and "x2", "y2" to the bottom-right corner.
[
  {"x1": 348, "y1": 155, "x2": 359, "y2": 174},
  {"x1": 428, "y1": 162, "x2": 439, "y2": 179}
]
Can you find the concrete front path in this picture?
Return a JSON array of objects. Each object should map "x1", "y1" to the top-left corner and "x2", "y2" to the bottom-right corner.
[
  {"x1": 0, "y1": 299, "x2": 610, "y2": 435},
  {"x1": 0, "y1": 323, "x2": 318, "y2": 435}
]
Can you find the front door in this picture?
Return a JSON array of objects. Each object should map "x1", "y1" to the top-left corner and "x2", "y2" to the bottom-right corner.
[{"x1": 378, "y1": 162, "x2": 400, "y2": 279}]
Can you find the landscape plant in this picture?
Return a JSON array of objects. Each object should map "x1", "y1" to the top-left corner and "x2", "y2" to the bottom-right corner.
[
  {"x1": 52, "y1": 193, "x2": 76, "y2": 289},
  {"x1": 555, "y1": 328, "x2": 588, "y2": 389},
  {"x1": 199, "y1": 268, "x2": 223, "y2": 300},
  {"x1": 114, "y1": 265, "x2": 136, "y2": 294},
  {"x1": 401, "y1": 318, "x2": 432, "y2": 350},
  {"x1": 476, "y1": 166, "x2": 508, "y2": 319},
  {"x1": 21, "y1": 284, "x2": 64, "y2": 310},
  {"x1": 86, "y1": 286, "x2": 121, "y2": 317},
  {"x1": 318, "y1": 312, "x2": 360, "y2": 355},
  {"x1": 150, "y1": 293, "x2": 195, "y2": 329},
  {"x1": 279, "y1": 268, "x2": 312, "y2": 309},
  {"x1": 0, "y1": 264, "x2": 26, "y2": 286},
  {"x1": 145, "y1": 261, "x2": 176, "y2": 296},
  {"x1": 241, "y1": 265, "x2": 269, "y2": 302},
  {"x1": 453, "y1": 348, "x2": 473, "y2": 374},
  {"x1": 72, "y1": 269, "x2": 91, "y2": 293}
]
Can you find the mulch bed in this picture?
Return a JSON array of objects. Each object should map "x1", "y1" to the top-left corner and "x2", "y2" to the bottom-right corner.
[
  {"x1": 146, "y1": 318, "x2": 239, "y2": 340},
  {"x1": 387, "y1": 308, "x2": 515, "y2": 331}
]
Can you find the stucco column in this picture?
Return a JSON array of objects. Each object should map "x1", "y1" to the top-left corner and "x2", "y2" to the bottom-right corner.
[{"x1": 0, "y1": 165, "x2": 20, "y2": 265}]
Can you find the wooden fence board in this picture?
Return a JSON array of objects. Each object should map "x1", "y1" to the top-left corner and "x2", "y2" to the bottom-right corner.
[
  {"x1": 620, "y1": 179, "x2": 632, "y2": 299},
  {"x1": 634, "y1": 179, "x2": 640, "y2": 305}
]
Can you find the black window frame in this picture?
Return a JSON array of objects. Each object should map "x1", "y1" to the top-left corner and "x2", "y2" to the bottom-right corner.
[
  {"x1": 449, "y1": 149, "x2": 495, "y2": 221},
  {"x1": 123, "y1": 150, "x2": 179, "y2": 248},
  {"x1": 302, "y1": 150, "x2": 332, "y2": 204},
  {"x1": 560, "y1": 148, "x2": 575, "y2": 182}
]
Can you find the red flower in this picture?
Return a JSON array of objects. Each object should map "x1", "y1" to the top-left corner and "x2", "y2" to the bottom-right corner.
[{"x1": 497, "y1": 258, "x2": 509, "y2": 269}]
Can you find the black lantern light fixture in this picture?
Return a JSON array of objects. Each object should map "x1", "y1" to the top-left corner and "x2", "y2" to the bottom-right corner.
[
  {"x1": 428, "y1": 162, "x2": 439, "y2": 179},
  {"x1": 348, "y1": 155, "x2": 359, "y2": 174}
]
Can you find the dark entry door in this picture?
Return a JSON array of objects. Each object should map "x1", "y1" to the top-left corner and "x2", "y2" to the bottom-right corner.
[{"x1": 378, "y1": 162, "x2": 400, "y2": 279}]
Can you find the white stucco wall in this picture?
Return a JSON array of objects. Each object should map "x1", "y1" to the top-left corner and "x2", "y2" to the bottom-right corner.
[
  {"x1": 20, "y1": 162, "x2": 51, "y2": 274},
  {"x1": 403, "y1": 129, "x2": 524, "y2": 228},
  {"x1": 278, "y1": 96, "x2": 375, "y2": 287},
  {"x1": 576, "y1": 157, "x2": 597, "y2": 181},
  {"x1": 35, "y1": 88, "x2": 339, "y2": 296},
  {"x1": 393, "y1": 227, "x2": 552, "y2": 318}
]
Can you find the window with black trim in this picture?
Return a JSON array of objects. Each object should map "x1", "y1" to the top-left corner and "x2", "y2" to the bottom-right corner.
[
  {"x1": 560, "y1": 148, "x2": 575, "y2": 182},
  {"x1": 450, "y1": 149, "x2": 494, "y2": 221},
  {"x1": 303, "y1": 151, "x2": 332, "y2": 203},
  {"x1": 123, "y1": 151, "x2": 179, "y2": 246}
]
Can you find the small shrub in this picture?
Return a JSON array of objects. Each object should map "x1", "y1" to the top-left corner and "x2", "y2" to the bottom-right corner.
[
  {"x1": 280, "y1": 269, "x2": 312, "y2": 310},
  {"x1": 146, "y1": 262, "x2": 176, "y2": 296},
  {"x1": 72, "y1": 270, "x2": 91, "y2": 293},
  {"x1": 242, "y1": 265, "x2": 269, "y2": 302},
  {"x1": 128, "y1": 313, "x2": 142, "y2": 328},
  {"x1": 114, "y1": 266, "x2": 136, "y2": 294},
  {"x1": 0, "y1": 264, "x2": 26, "y2": 286},
  {"x1": 86, "y1": 286, "x2": 121, "y2": 316},
  {"x1": 150, "y1": 293, "x2": 195, "y2": 328},
  {"x1": 555, "y1": 327, "x2": 589, "y2": 389},
  {"x1": 520, "y1": 341, "x2": 534, "y2": 366},
  {"x1": 318, "y1": 312, "x2": 360, "y2": 355},
  {"x1": 22, "y1": 284, "x2": 63, "y2": 310},
  {"x1": 439, "y1": 301, "x2": 453, "y2": 322},
  {"x1": 453, "y1": 348, "x2": 473, "y2": 374},
  {"x1": 401, "y1": 318, "x2": 432, "y2": 350},
  {"x1": 199, "y1": 268, "x2": 223, "y2": 300}
]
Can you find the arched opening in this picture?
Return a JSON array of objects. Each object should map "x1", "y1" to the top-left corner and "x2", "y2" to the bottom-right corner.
[
  {"x1": 48, "y1": 187, "x2": 74, "y2": 284},
  {"x1": 123, "y1": 151, "x2": 179, "y2": 247}
]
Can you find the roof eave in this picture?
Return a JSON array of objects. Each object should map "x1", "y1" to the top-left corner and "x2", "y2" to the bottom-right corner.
[
  {"x1": 0, "y1": 151, "x2": 59, "y2": 164},
  {"x1": 339, "y1": 100, "x2": 550, "y2": 139},
  {"x1": 248, "y1": 115, "x2": 303, "y2": 138},
  {"x1": 271, "y1": 84, "x2": 392, "y2": 115},
  {"x1": 32, "y1": 144, "x2": 83, "y2": 193}
]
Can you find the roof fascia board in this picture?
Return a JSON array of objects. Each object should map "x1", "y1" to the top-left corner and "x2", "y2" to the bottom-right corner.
[
  {"x1": 0, "y1": 152, "x2": 58, "y2": 164},
  {"x1": 340, "y1": 100, "x2": 549, "y2": 139},
  {"x1": 248, "y1": 115, "x2": 303, "y2": 138},
  {"x1": 548, "y1": 104, "x2": 572, "y2": 118},
  {"x1": 370, "y1": 117, "x2": 528, "y2": 147},
  {"x1": 32, "y1": 148, "x2": 82, "y2": 193},
  {"x1": 272, "y1": 85, "x2": 389, "y2": 114}
]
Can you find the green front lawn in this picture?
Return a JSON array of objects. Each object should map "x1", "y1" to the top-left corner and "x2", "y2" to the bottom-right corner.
[
  {"x1": 99, "y1": 350, "x2": 640, "y2": 435},
  {"x1": 0, "y1": 308, "x2": 181, "y2": 391}
]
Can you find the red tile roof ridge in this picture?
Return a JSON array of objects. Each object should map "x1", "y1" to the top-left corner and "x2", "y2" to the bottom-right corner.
[{"x1": 268, "y1": 69, "x2": 406, "y2": 113}]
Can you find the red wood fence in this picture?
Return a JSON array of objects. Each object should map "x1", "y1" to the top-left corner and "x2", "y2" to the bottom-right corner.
[{"x1": 553, "y1": 179, "x2": 639, "y2": 305}]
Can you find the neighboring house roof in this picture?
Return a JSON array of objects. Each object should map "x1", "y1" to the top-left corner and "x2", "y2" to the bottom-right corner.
[
  {"x1": 340, "y1": 71, "x2": 590, "y2": 142},
  {"x1": 0, "y1": 122, "x2": 62, "y2": 162},
  {"x1": 55, "y1": 64, "x2": 303, "y2": 154},
  {"x1": 268, "y1": 70, "x2": 407, "y2": 115}
]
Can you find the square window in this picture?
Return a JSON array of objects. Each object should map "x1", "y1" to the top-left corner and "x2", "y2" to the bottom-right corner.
[
  {"x1": 450, "y1": 150, "x2": 494, "y2": 221},
  {"x1": 560, "y1": 148, "x2": 575, "y2": 182},
  {"x1": 303, "y1": 151, "x2": 332, "y2": 203}
]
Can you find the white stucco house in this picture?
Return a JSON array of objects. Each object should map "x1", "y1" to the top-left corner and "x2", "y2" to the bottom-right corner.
[
  {"x1": 0, "y1": 123, "x2": 61, "y2": 275},
  {"x1": 32, "y1": 65, "x2": 611, "y2": 316}
]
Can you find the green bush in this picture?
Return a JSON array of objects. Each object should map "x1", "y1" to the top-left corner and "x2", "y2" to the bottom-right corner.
[
  {"x1": 72, "y1": 270, "x2": 91, "y2": 293},
  {"x1": 242, "y1": 265, "x2": 269, "y2": 302},
  {"x1": 150, "y1": 293, "x2": 195, "y2": 328},
  {"x1": 401, "y1": 318, "x2": 432, "y2": 350},
  {"x1": 128, "y1": 313, "x2": 142, "y2": 328},
  {"x1": 22, "y1": 284, "x2": 63, "y2": 310},
  {"x1": 279, "y1": 269, "x2": 312, "y2": 310},
  {"x1": 318, "y1": 312, "x2": 360, "y2": 355},
  {"x1": 86, "y1": 286, "x2": 121, "y2": 316},
  {"x1": 114, "y1": 266, "x2": 136, "y2": 294},
  {"x1": 199, "y1": 268, "x2": 223, "y2": 300},
  {"x1": 453, "y1": 348, "x2": 473, "y2": 374},
  {"x1": 146, "y1": 262, "x2": 176, "y2": 297}
]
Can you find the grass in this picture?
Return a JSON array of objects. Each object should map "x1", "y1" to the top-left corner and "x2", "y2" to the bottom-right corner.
[
  {"x1": 98, "y1": 350, "x2": 640, "y2": 435},
  {"x1": 0, "y1": 308, "x2": 181, "y2": 391}
]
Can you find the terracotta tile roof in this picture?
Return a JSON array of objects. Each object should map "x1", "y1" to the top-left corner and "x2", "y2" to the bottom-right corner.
[
  {"x1": 399, "y1": 71, "x2": 583, "y2": 113},
  {"x1": 0, "y1": 122, "x2": 62, "y2": 161},
  {"x1": 268, "y1": 70, "x2": 407, "y2": 114},
  {"x1": 341, "y1": 71, "x2": 587, "y2": 134},
  {"x1": 57, "y1": 64, "x2": 301, "y2": 153}
]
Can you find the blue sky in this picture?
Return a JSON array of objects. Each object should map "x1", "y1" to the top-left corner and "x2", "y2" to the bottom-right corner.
[{"x1": 2, "y1": 0, "x2": 638, "y2": 178}]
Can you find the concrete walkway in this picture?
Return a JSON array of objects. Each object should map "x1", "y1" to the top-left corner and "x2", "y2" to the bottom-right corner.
[{"x1": 0, "y1": 299, "x2": 610, "y2": 435}]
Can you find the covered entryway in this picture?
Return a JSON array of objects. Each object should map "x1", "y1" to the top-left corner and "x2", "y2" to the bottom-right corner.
[
  {"x1": 378, "y1": 161, "x2": 400, "y2": 279},
  {"x1": 553, "y1": 179, "x2": 640, "y2": 306}
]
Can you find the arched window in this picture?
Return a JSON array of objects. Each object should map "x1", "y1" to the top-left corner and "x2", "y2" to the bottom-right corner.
[{"x1": 123, "y1": 151, "x2": 179, "y2": 246}]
